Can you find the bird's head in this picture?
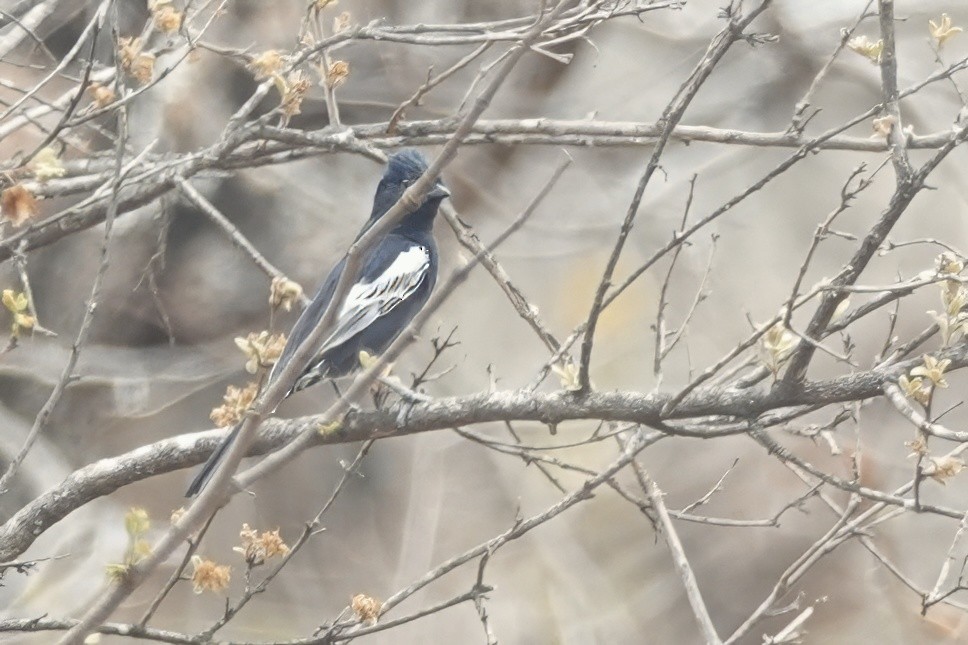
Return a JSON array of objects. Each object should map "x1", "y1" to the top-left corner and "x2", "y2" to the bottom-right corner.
[{"x1": 369, "y1": 149, "x2": 450, "y2": 228}]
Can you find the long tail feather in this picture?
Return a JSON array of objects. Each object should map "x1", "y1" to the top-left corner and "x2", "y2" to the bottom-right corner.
[{"x1": 185, "y1": 424, "x2": 240, "y2": 497}]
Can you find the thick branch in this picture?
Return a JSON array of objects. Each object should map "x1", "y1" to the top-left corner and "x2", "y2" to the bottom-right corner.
[{"x1": 4, "y1": 342, "x2": 968, "y2": 562}]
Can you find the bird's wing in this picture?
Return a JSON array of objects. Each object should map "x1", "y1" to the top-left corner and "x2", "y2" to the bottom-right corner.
[
  {"x1": 269, "y1": 240, "x2": 431, "y2": 393},
  {"x1": 319, "y1": 243, "x2": 431, "y2": 353},
  {"x1": 269, "y1": 256, "x2": 345, "y2": 383}
]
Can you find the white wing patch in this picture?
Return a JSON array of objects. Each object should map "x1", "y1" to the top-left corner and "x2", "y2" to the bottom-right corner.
[{"x1": 318, "y1": 245, "x2": 430, "y2": 354}]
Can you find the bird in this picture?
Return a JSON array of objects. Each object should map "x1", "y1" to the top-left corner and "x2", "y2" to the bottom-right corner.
[{"x1": 186, "y1": 149, "x2": 450, "y2": 496}]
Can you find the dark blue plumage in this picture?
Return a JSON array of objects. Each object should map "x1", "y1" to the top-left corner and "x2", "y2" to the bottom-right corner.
[{"x1": 186, "y1": 150, "x2": 448, "y2": 496}]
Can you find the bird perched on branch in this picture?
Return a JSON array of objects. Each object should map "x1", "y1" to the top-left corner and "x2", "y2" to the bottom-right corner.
[{"x1": 186, "y1": 149, "x2": 450, "y2": 496}]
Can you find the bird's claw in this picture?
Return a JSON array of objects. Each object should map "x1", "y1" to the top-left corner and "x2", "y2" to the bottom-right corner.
[
  {"x1": 377, "y1": 375, "x2": 431, "y2": 403},
  {"x1": 395, "y1": 399, "x2": 415, "y2": 428},
  {"x1": 376, "y1": 376, "x2": 430, "y2": 428}
]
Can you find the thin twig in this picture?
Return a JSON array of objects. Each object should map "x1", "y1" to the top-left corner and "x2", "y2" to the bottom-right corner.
[
  {"x1": 0, "y1": 114, "x2": 146, "y2": 495},
  {"x1": 576, "y1": 0, "x2": 775, "y2": 392},
  {"x1": 175, "y1": 176, "x2": 309, "y2": 306},
  {"x1": 640, "y1": 466, "x2": 722, "y2": 644}
]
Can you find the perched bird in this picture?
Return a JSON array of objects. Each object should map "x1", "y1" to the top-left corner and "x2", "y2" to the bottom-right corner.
[{"x1": 186, "y1": 149, "x2": 449, "y2": 496}]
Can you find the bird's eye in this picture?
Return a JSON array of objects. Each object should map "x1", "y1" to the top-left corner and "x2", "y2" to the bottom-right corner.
[{"x1": 402, "y1": 179, "x2": 412, "y2": 187}]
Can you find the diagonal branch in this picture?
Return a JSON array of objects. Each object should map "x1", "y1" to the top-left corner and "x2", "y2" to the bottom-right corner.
[
  {"x1": 57, "y1": 4, "x2": 574, "y2": 642},
  {"x1": 640, "y1": 467, "x2": 722, "y2": 644},
  {"x1": 576, "y1": 0, "x2": 775, "y2": 392}
]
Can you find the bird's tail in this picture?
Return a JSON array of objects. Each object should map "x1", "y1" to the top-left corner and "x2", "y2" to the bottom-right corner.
[{"x1": 185, "y1": 423, "x2": 241, "y2": 497}]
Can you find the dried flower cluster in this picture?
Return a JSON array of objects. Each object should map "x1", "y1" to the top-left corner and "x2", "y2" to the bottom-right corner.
[
  {"x1": 848, "y1": 15, "x2": 962, "y2": 66},
  {"x1": 351, "y1": 593, "x2": 381, "y2": 624},
  {"x1": 333, "y1": 11, "x2": 352, "y2": 33},
  {"x1": 235, "y1": 330, "x2": 287, "y2": 373},
  {"x1": 279, "y1": 70, "x2": 312, "y2": 119},
  {"x1": 248, "y1": 50, "x2": 285, "y2": 81},
  {"x1": 846, "y1": 34, "x2": 883, "y2": 64},
  {"x1": 1, "y1": 185, "x2": 38, "y2": 227},
  {"x1": 928, "y1": 455, "x2": 965, "y2": 485},
  {"x1": 898, "y1": 354, "x2": 950, "y2": 407},
  {"x1": 87, "y1": 82, "x2": 116, "y2": 108},
  {"x1": 898, "y1": 373, "x2": 930, "y2": 407},
  {"x1": 270, "y1": 276, "x2": 303, "y2": 312},
  {"x1": 210, "y1": 382, "x2": 258, "y2": 427},
  {"x1": 149, "y1": 0, "x2": 183, "y2": 34},
  {"x1": 190, "y1": 555, "x2": 231, "y2": 594},
  {"x1": 929, "y1": 14, "x2": 962, "y2": 47},
  {"x1": 118, "y1": 37, "x2": 155, "y2": 84},
  {"x1": 324, "y1": 60, "x2": 350, "y2": 89},
  {"x1": 872, "y1": 114, "x2": 895, "y2": 138},
  {"x1": 905, "y1": 435, "x2": 927, "y2": 459},
  {"x1": 234, "y1": 523, "x2": 291, "y2": 566},
  {"x1": 552, "y1": 361, "x2": 581, "y2": 391},
  {"x1": 928, "y1": 252, "x2": 968, "y2": 346}
]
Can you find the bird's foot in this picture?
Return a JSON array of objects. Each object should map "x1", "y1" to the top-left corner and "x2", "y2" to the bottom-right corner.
[
  {"x1": 395, "y1": 399, "x2": 416, "y2": 428},
  {"x1": 378, "y1": 375, "x2": 431, "y2": 404},
  {"x1": 376, "y1": 376, "x2": 430, "y2": 427}
]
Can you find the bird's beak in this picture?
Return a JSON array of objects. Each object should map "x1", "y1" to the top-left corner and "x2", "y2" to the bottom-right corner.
[{"x1": 428, "y1": 182, "x2": 451, "y2": 200}]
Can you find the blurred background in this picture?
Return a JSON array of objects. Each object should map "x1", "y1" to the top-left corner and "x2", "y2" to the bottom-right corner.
[{"x1": 3, "y1": 0, "x2": 968, "y2": 642}]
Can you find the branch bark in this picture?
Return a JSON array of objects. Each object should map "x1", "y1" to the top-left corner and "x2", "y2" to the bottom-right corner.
[{"x1": 4, "y1": 341, "x2": 968, "y2": 563}]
